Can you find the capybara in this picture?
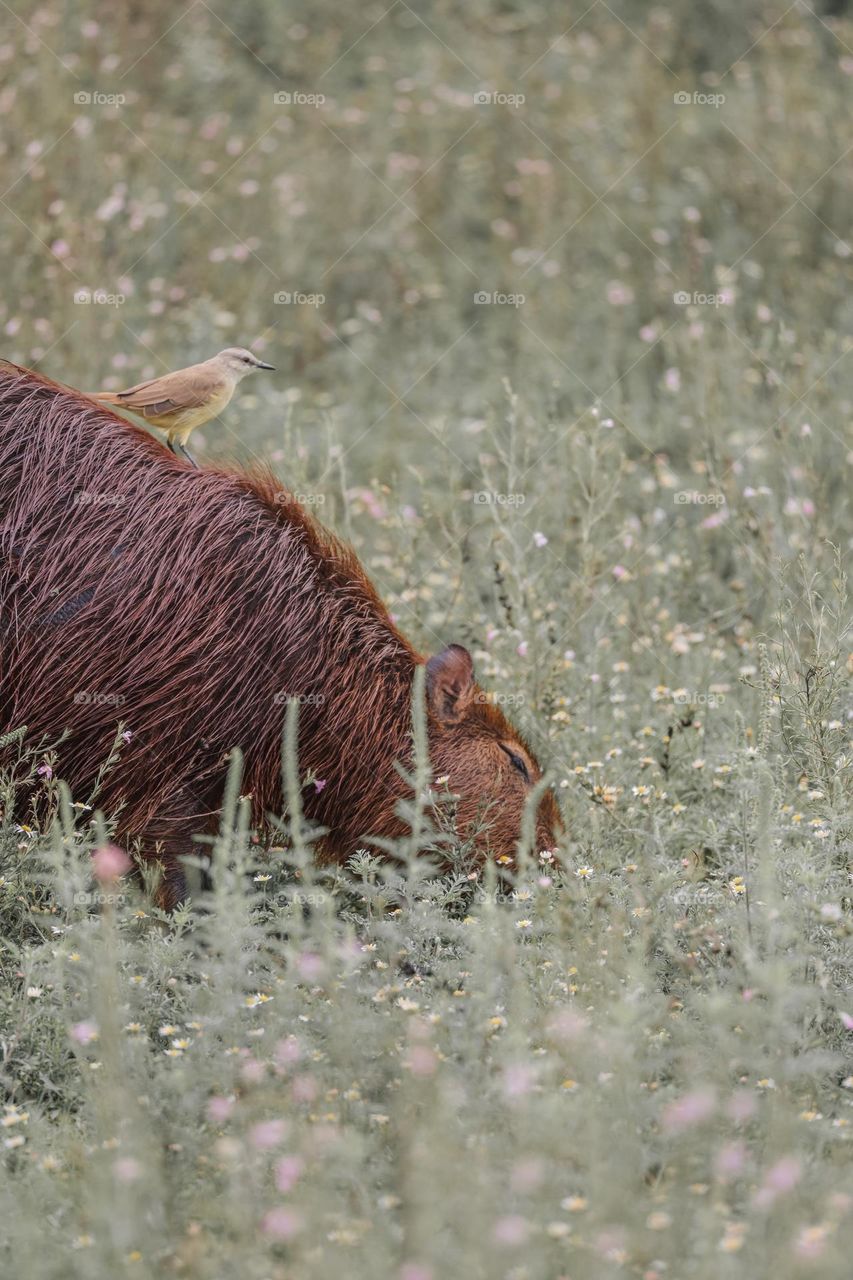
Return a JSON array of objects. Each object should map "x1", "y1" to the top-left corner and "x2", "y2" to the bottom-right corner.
[{"x1": 0, "y1": 361, "x2": 560, "y2": 906}]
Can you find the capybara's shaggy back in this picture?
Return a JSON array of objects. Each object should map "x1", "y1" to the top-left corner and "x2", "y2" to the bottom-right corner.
[{"x1": 0, "y1": 361, "x2": 559, "y2": 904}]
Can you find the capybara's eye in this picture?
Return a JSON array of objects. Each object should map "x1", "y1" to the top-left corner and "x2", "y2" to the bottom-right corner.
[{"x1": 500, "y1": 744, "x2": 530, "y2": 783}]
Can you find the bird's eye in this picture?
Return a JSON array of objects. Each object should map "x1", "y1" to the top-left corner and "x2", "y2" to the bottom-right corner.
[{"x1": 500, "y1": 745, "x2": 530, "y2": 783}]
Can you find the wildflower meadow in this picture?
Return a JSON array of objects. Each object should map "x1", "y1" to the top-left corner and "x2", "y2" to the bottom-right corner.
[{"x1": 0, "y1": 2, "x2": 851, "y2": 1277}]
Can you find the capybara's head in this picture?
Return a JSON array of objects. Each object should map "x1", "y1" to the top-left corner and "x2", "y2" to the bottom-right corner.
[{"x1": 424, "y1": 644, "x2": 561, "y2": 863}]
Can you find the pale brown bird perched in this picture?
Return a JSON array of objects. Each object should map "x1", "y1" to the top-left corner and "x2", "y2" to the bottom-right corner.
[{"x1": 89, "y1": 347, "x2": 275, "y2": 466}]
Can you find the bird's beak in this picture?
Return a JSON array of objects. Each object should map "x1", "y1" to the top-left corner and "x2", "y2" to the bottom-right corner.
[{"x1": 257, "y1": 361, "x2": 276, "y2": 371}]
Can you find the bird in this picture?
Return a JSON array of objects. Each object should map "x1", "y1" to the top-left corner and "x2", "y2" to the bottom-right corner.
[{"x1": 89, "y1": 347, "x2": 275, "y2": 466}]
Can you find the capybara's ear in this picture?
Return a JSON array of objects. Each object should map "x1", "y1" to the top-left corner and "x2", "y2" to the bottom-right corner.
[{"x1": 426, "y1": 644, "x2": 475, "y2": 725}]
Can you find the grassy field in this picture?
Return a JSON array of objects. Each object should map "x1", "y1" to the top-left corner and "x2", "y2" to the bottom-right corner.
[{"x1": 1, "y1": 2, "x2": 852, "y2": 1277}]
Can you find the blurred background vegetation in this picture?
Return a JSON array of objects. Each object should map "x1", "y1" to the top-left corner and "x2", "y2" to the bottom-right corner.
[{"x1": 1, "y1": 4, "x2": 852, "y2": 1277}]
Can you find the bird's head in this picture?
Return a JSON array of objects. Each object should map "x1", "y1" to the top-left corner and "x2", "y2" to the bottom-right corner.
[{"x1": 217, "y1": 347, "x2": 276, "y2": 379}]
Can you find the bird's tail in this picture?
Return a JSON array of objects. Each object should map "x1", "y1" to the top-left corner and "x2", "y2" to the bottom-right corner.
[{"x1": 87, "y1": 391, "x2": 124, "y2": 404}]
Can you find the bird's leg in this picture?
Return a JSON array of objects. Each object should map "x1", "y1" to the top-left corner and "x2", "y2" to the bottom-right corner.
[
  {"x1": 178, "y1": 442, "x2": 199, "y2": 469},
  {"x1": 168, "y1": 438, "x2": 198, "y2": 468}
]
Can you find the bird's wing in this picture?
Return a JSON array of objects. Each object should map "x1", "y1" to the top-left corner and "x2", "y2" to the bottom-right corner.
[{"x1": 101, "y1": 364, "x2": 220, "y2": 414}]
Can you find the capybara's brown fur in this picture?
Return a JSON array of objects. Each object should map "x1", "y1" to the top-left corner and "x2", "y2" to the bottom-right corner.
[{"x1": 0, "y1": 361, "x2": 560, "y2": 905}]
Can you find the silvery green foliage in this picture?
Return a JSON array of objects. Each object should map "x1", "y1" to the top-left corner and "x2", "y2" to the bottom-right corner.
[{"x1": 1, "y1": 2, "x2": 852, "y2": 1275}]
